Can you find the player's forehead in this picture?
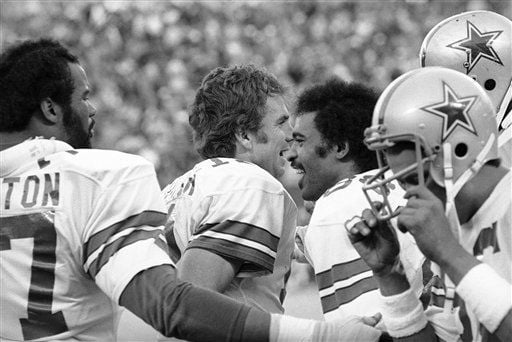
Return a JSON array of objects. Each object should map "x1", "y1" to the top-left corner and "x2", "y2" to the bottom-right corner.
[
  {"x1": 265, "y1": 95, "x2": 289, "y2": 120},
  {"x1": 68, "y1": 62, "x2": 90, "y2": 93},
  {"x1": 291, "y1": 112, "x2": 316, "y2": 137}
]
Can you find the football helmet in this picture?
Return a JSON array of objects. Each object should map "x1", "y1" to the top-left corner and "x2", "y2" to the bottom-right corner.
[
  {"x1": 363, "y1": 67, "x2": 498, "y2": 220},
  {"x1": 420, "y1": 10, "x2": 512, "y2": 131}
]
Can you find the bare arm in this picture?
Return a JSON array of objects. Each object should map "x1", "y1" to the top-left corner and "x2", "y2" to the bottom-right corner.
[
  {"x1": 177, "y1": 248, "x2": 243, "y2": 293},
  {"x1": 119, "y1": 264, "x2": 383, "y2": 342},
  {"x1": 438, "y1": 245, "x2": 512, "y2": 341},
  {"x1": 119, "y1": 264, "x2": 270, "y2": 341}
]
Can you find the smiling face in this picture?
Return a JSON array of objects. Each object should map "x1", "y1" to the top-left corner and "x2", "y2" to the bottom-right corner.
[
  {"x1": 247, "y1": 95, "x2": 291, "y2": 179},
  {"x1": 286, "y1": 112, "x2": 341, "y2": 201}
]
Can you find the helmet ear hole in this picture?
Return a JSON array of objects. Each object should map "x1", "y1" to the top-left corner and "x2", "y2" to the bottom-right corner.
[
  {"x1": 484, "y1": 79, "x2": 496, "y2": 91},
  {"x1": 454, "y1": 143, "x2": 468, "y2": 158}
]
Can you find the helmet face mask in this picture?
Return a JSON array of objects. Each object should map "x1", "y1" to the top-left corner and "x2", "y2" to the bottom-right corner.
[
  {"x1": 363, "y1": 131, "x2": 436, "y2": 220},
  {"x1": 420, "y1": 10, "x2": 512, "y2": 131},
  {"x1": 364, "y1": 67, "x2": 499, "y2": 220}
]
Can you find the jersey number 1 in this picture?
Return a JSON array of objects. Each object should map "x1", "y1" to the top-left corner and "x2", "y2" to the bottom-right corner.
[{"x1": 0, "y1": 212, "x2": 68, "y2": 339}]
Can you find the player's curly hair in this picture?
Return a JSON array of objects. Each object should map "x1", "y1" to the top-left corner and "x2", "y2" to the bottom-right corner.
[
  {"x1": 0, "y1": 38, "x2": 79, "y2": 132},
  {"x1": 189, "y1": 64, "x2": 284, "y2": 158},
  {"x1": 296, "y1": 78, "x2": 379, "y2": 172}
]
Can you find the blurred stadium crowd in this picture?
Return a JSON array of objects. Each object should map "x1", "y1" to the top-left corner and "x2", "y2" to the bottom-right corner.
[{"x1": 1, "y1": 0, "x2": 510, "y2": 192}]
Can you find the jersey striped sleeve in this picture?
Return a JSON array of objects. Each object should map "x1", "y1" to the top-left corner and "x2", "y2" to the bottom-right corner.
[
  {"x1": 81, "y1": 162, "x2": 173, "y2": 301},
  {"x1": 187, "y1": 220, "x2": 279, "y2": 273},
  {"x1": 316, "y1": 258, "x2": 378, "y2": 314},
  {"x1": 83, "y1": 210, "x2": 169, "y2": 278}
]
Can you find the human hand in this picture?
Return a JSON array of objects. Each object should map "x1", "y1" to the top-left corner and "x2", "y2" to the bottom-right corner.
[
  {"x1": 397, "y1": 185, "x2": 459, "y2": 264},
  {"x1": 346, "y1": 205, "x2": 400, "y2": 277},
  {"x1": 361, "y1": 312, "x2": 382, "y2": 327},
  {"x1": 326, "y1": 314, "x2": 382, "y2": 341}
]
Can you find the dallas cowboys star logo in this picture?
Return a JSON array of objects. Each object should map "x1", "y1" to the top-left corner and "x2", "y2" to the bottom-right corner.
[
  {"x1": 421, "y1": 82, "x2": 478, "y2": 141},
  {"x1": 447, "y1": 20, "x2": 503, "y2": 73}
]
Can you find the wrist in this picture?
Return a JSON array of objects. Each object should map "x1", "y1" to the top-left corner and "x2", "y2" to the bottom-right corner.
[
  {"x1": 374, "y1": 260, "x2": 410, "y2": 296},
  {"x1": 269, "y1": 314, "x2": 381, "y2": 342},
  {"x1": 380, "y1": 288, "x2": 428, "y2": 338},
  {"x1": 435, "y1": 244, "x2": 480, "y2": 285},
  {"x1": 456, "y1": 263, "x2": 512, "y2": 332}
]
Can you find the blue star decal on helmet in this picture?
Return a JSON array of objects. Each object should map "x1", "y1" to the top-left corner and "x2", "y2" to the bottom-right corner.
[
  {"x1": 447, "y1": 20, "x2": 503, "y2": 73},
  {"x1": 421, "y1": 82, "x2": 478, "y2": 141}
]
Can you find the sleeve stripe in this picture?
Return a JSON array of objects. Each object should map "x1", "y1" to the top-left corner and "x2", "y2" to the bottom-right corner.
[
  {"x1": 319, "y1": 277, "x2": 378, "y2": 314},
  {"x1": 87, "y1": 229, "x2": 165, "y2": 278},
  {"x1": 430, "y1": 286, "x2": 445, "y2": 296},
  {"x1": 195, "y1": 220, "x2": 279, "y2": 252},
  {"x1": 316, "y1": 258, "x2": 372, "y2": 290},
  {"x1": 239, "y1": 263, "x2": 263, "y2": 273},
  {"x1": 164, "y1": 224, "x2": 182, "y2": 264},
  {"x1": 431, "y1": 292, "x2": 445, "y2": 308},
  {"x1": 155, "y1": 234, "x2": 172, "y2": 259},
  {"x1": 192, "y1": 230, "x2": 277, "y2": 258},
  {"x1": 83, "y1": 210, "x2": 166, "y2": 264},
  {"x1": 187, "y1": 235, "x2": 275, "y2": 273},
  {"x1": 318, "y1": 269, "x2": 374, "y2": 297}
]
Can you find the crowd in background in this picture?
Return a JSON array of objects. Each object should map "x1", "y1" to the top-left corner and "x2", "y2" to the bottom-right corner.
[{"x1": 2, "y1": 0, "x2": 510, "y2": 192}]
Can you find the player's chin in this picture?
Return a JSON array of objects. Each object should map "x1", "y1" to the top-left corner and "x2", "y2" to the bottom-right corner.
[
  {"x1": 301, "y1": 189, "x2": 317, "y2": 202},
  {"x1": 300, "y1": 181, "x2": 320, "y2": 201}
]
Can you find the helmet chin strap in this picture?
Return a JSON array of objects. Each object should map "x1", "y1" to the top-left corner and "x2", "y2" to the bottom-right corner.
[
  {"x1": 433, "y1": 133, "x2": 496, "y2": 313},
  {"x1": 444, "y1": 133, "x2": 496, "y2": 211},
  {"x1": 496, "y1": 81, "x2": 512, "y2": 130}
]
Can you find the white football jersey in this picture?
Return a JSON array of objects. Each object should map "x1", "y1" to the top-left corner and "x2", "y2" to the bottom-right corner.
[
  {"x1": 162, "y1": 157, "x2": 297, "y2": 313},
  {"x1": 302, "y1": 169, "x2": 425, "y2": 321},
  {"x1": 428, "y1": 171, "x2": 511, "y2": 342},
  {"x1": 0, "y1": 139, "x2": 172, "y2": 341}
]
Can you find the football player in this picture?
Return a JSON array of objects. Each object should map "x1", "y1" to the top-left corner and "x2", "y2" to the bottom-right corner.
[
  {"x1": 0, "y1": 38, "x2": 382, "y2": 341},
  {"x1": 286, "y1": 79, "x2": 425, "y2": 324},
  {"x1": 349, "y1": 67, "x2": 511, "y2": 341},
  {"x1": 161, "y1": 64, "x2": 297, "y2": 315},
  {"x1": 420, "y1": 10, "x2": 511, "y2": 168}
]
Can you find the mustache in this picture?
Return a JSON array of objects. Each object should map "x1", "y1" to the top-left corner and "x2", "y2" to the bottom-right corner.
[{"x1": 290, "y1": 161, "x2": 303, "y2": 171}]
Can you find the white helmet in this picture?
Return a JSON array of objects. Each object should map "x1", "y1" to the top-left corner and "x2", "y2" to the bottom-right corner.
[
  {"x1": 363, "y1": 67, "x2": 498, "y2": 220},
  {"x1": 420, "y1": 10, "x2": 512, "y2": 131}
]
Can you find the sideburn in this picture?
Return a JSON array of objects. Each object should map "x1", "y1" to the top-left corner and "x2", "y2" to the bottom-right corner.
[
  {"x1": 255, "y1": 130, "x2": 268, "y2": 144},
  {"x1": 315, "y1": 145, "x2": 328, "y2": 158},
  {"x1": 63, "y1": 103, "x2": 91, "y2": 149}
]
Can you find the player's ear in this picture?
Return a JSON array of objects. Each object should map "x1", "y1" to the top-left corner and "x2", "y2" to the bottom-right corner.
[
  {"x1": 40, "y1": 98, "x2": 61, "y2": 124},
  {"x1": 235, "y1": 129, "x2": 253, "y2": 151},
  {"x1": 335, "y1": 141, "x2": 349, "y2": 160}
]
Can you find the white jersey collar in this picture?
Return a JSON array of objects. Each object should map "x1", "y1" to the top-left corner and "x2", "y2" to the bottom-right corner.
[{"x1": 0, "y1": 137, "x2": 73, "y2": 177}]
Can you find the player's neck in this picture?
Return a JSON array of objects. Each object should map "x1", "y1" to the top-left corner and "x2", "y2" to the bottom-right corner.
[
  {"x1": 0, "y1": 132, "x2": 34, "y2": 151},
  {"x1": 335, "y1": 160, "x2": 360, "y2": 183},
  {"x1": 455, "y1": 163, "x2": 508, "y2": 224}
]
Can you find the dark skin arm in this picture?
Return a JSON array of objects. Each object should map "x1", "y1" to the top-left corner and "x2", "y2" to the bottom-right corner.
[
  {"x1": 119, "y1": 264, "x2": 270, "y2": 341},
  {"x1": 177, "y1": 248, "x2": 243, "y2": 293},
  {"x1": 348, "y1": 206, "x2": 439, "y2": 341},
  {"x1": 398, "y1": 186, "x2": 512, "y2": 341},
  {"x1": 349, "y1": 186, "x2": 511, "y2": 341}
]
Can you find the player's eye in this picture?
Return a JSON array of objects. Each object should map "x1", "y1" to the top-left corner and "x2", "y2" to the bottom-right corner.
[
  {"x1": 277, "y1": 116, "x2": 289, "y2": 126},
  {"x1": 293, "y1": 138, "x2": 304, "y2": 146}
]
